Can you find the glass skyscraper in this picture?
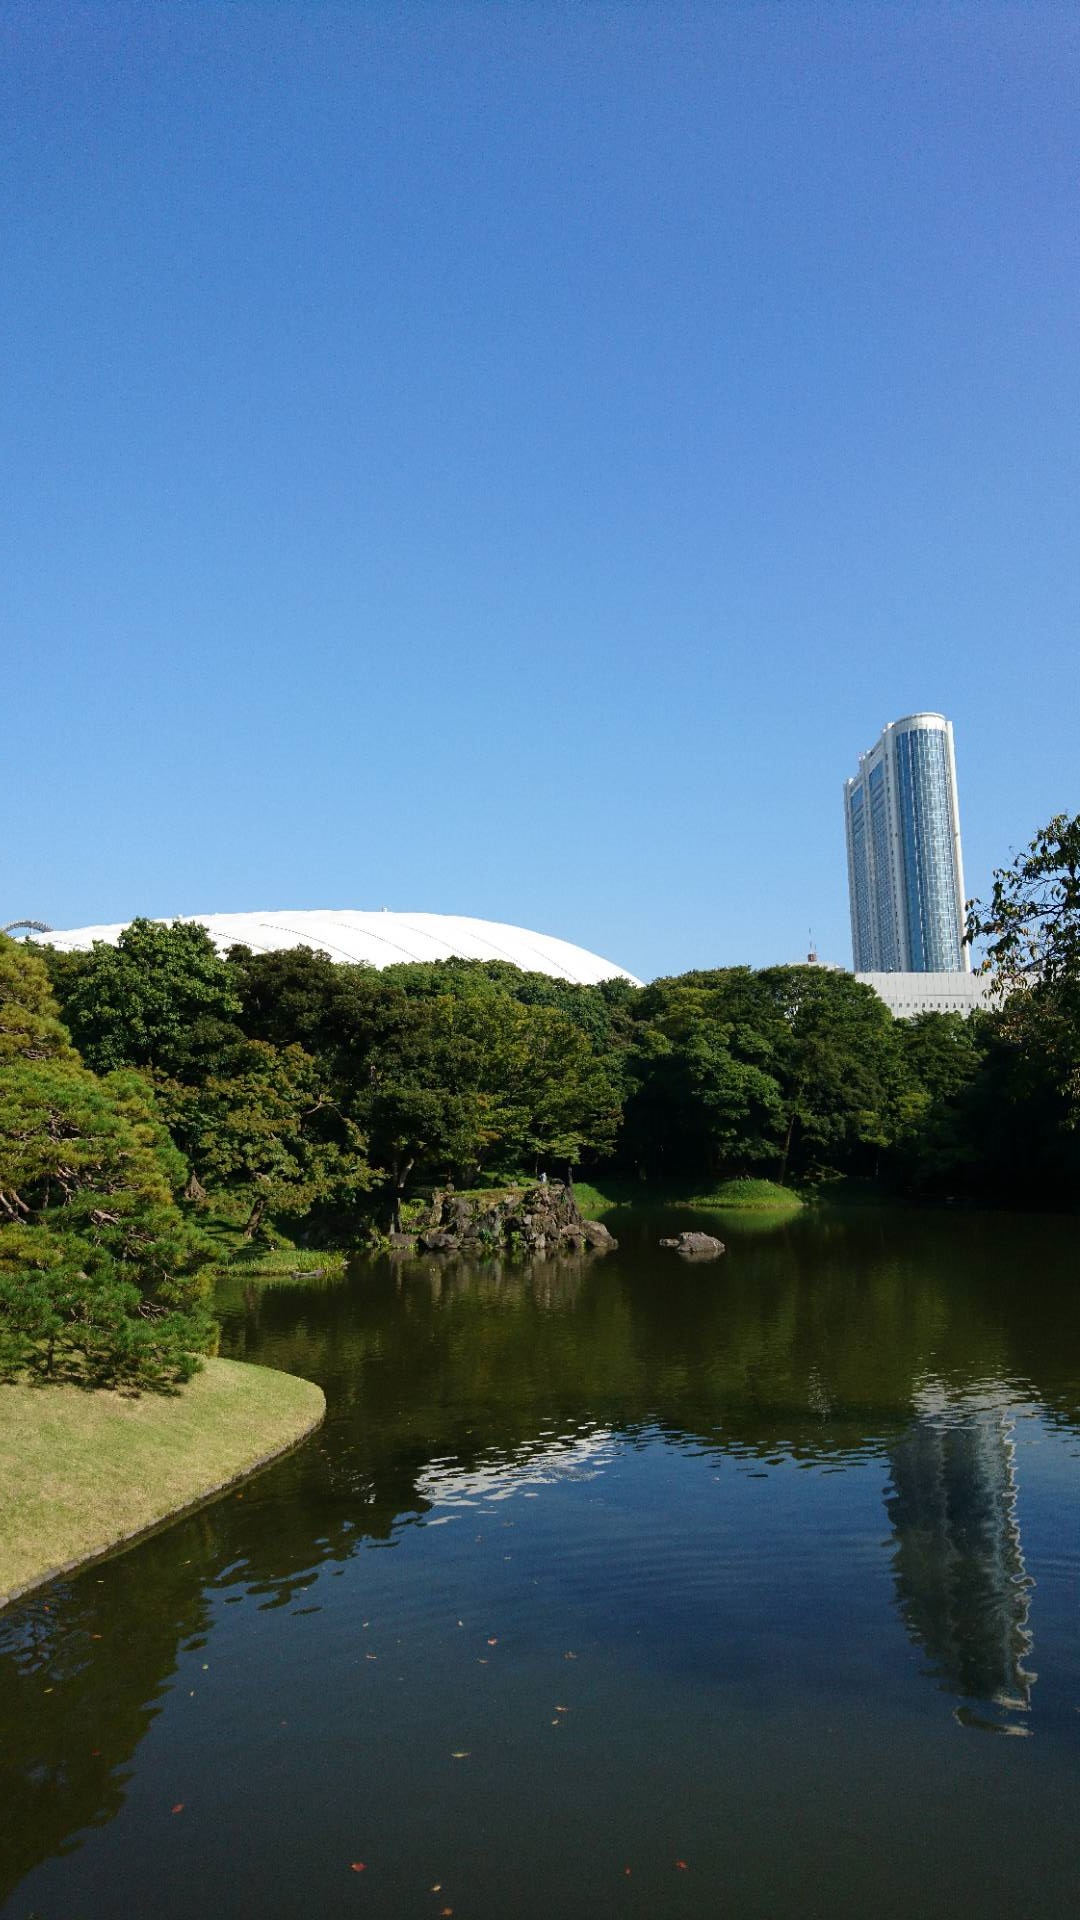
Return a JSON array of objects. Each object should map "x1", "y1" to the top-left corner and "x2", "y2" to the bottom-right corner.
[{"x1": 844, "y1": 713, "x2": 968, "y2": 973}]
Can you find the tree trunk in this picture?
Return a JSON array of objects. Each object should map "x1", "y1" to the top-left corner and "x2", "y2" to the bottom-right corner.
[
  {"x1": 243, "y1": 1196, "x2": 266, "y2": 1240},
  {"x1": 776, "y1": 1110, "x2": 797, "y2": 1187},
  {"x1": 390, "y1": 1156, "x2": 415, "y2": 1233}
]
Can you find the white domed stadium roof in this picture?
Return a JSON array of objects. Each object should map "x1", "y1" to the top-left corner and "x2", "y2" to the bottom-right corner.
[{"x1": 34, "y1": 910, "x2": 641, "y2": 988}]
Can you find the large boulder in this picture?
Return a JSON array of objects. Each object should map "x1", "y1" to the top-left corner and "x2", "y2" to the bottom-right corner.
[
  {"x1": 582, "y1": 1219, "x2": 618, "y2": 1250},
  {"x1": 418, "y1": 1229, "x2": 459, "y2": 1252},
  {"x1": 659, "y1": 1231, "x2": 726, "y2": 1259}
]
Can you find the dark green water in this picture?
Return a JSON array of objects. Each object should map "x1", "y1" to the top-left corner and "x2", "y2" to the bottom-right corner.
[{"x1": 3, "y1": 1208, "x2": 1079, "y2": 1919}]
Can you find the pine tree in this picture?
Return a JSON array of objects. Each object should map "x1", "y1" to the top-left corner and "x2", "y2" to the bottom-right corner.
[{"x1": 0, "y1": 937, "x2": 215, "y2": 1389}]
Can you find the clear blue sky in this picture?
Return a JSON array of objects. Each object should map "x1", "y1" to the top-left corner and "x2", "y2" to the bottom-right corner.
[{"x1": 3, "y1": 3, "x2": 1077, "y2": 981}]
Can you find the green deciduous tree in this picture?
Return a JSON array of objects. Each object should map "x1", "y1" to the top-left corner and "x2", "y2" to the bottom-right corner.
[
  {"x1": 962, "y1": 814, "x2": 1080, "y2": 1204},
  {"x1": 47, "y1": 918, "x2": 242, "y2": 1078},
  {"x1": 351, "y1": 991, "x2": 620, "y2": 1220},
  {"x1": 154, "y1": 1040, "x2": 373, "y2": 1240},
  {"x1": 619, "y1": 985, "x2": 784, "y2": 1182},
  {"x1": 620, "y1": 967, "x2": 902, "y2": 1186},
  {"x1": 754, "y1": 967, "x2": 903, "y2": 1184},
  {"x1": 890, "y1": 1011, "x2": 987, "y2": 1194},
  {"x1": 968, "y1": 813, "x2": 1080, "y2": 1121}
]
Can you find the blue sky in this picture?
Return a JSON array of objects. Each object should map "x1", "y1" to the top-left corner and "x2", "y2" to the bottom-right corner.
[{"x1": 3, "y1": 3, "x2": 1077, "y2": 982}]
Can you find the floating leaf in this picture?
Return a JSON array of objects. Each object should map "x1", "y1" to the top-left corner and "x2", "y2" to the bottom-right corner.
[
  {"x1": 450, "y1": 1751, "x2": 470, "y2": 1760},
  {"x1": 171, "y1": 1804, "x2": 184, "y2": 1815},
  {"x1": 350, "y1": 1861, "x2": 366, "y2": 1873},
  {"x1": 675, "y1": 1859, "x2": 689, "y2": 1870}
]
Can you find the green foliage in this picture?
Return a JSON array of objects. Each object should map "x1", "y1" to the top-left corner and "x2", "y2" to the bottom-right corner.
[
  {"x1": 968, "y1": 813, "x2": 1080, "y2": 1131},
  {"x1": 347, "y1": 989, "x2": 620, "y2": 1214},
  {"x1": 0, "y1": 938, "x2": 215, "y2": 1388},
  {"x1": 154, "y1": 1039, "x2": 373, "y2": 1237},
  {"x1": 620, "y1": 966, "x2": 902, "y2": 1186},
  {"x1": 38, "y1": 835, "x2": 1080, "y2": 1228},
  {"x1": 968, "y1": 812, "x2": 1080, "y2": 991},
  {"x1": 48, "y1": 918, "x2": 242, "y2": 1077}
]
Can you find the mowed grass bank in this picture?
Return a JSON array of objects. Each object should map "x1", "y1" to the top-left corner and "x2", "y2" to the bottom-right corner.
[{"x1": 0, "y1": 1358, "x2": 325, "y2": 1608}]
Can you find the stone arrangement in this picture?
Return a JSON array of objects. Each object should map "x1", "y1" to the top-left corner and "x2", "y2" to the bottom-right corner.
[{"x1": 389, "y1": 1182, "x2": 617, "y2": 1257}]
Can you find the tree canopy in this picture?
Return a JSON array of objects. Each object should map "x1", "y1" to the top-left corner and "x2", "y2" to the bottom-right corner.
[
  {"x1": 964, "y1": 812, "x2": 1080, "y2": 1190},
  {"x1": 0, "y1": 937, "x2": 214, "y2": 1387},
  {"x1": 26, "y1": 827, "x2": 1080, "y2": 1241}
]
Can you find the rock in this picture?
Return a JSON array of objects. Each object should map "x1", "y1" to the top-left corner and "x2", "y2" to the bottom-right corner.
[
  {"x1": 442, "y1": 1196, "x2": 475, "y2": 1235},
  {"x1": 419, "y1": 1229, "x2": 459, "y2": 1252},
  {"x1": 388, "y1": 1232, "x2": 418, "y2": 1252},
  {"x1": 659, "y1": 1231, "x2": 726, "y2": 1259},
  {"x1": 582, "y1": 1219, "x2": 618, "y2": 1251}
]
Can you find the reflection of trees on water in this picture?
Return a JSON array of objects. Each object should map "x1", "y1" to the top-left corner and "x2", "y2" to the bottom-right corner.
[
  {"x1": 886, "y1": 1387, "x2": 1036, "y2": 1734},
  {"x1": 0, "y1": 1519, "x2": 217, "y2": 1902},
  {"x1": 392, "y1": 1249, "x2": 592, "y2": 1310},
  {"x1": 3, "y1": 1214, "x2": 1076, "y2": 1895}
]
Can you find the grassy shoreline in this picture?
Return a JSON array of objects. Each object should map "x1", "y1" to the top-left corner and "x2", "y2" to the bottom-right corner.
[{"x1": 0, "y1": 1357, "x2": 325, "y2": 1610}]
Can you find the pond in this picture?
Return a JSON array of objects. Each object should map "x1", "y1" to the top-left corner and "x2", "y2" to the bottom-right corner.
[{"x1": 2, "y1": 1208, "x2": 1079, "y2": 1918}]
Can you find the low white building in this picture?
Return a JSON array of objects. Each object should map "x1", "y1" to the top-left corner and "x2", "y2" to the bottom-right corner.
[{"x1": 855, "y1": 970, "x2": 995, "y2": 1018}]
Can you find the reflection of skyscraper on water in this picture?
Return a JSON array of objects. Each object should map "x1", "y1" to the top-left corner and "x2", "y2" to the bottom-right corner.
[{"x1": 885, "y1": 1386, "x2": 1035, "y2": 1731}]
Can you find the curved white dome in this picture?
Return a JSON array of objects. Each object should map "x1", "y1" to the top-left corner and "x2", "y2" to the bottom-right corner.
[{"x1": 33, "y1": 910, "x2": 641, "y2": 988}]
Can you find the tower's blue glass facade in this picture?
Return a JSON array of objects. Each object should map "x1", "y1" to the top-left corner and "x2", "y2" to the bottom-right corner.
[
  {"x1": 894, "y1": 726, "x2": 964, "y2": 970},
  {"x1": 845, "y1": 715, "x2": 966, "y2": 973}
]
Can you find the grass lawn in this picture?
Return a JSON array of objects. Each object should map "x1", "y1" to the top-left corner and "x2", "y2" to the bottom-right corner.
[{"x1": 0, "y1": 1357, "x2": 325, "y2": 1609}]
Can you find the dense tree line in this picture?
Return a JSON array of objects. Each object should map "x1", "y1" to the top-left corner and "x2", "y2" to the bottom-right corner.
[{"x1": 30, "y1": 812, "x2": 1080, "y2": 1242}]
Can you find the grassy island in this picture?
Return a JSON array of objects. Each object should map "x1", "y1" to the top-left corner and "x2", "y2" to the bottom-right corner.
[
  {"x1": 0, "y1": 1357, "x2": 325, "y2": 1609},
  {"x1": 690, "y1": 1177, "x2": 804, "y2": 1212},
  {"x1": 573, "y1": 1176, "x2": 804, "y2": 1216}
]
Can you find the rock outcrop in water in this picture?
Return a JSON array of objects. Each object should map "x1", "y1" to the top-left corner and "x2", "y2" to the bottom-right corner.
[
  {"x1": 659, "y1": 1230, "x2": 726, "y2": 1259},
  {"x1": 390, "y1": 1182, "x2": 616, "y2": 1257}
]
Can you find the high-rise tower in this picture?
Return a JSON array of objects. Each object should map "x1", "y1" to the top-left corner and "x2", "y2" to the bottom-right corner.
[{"x1": 844, "y1": 713, "x2": 968, "y2": 973}]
